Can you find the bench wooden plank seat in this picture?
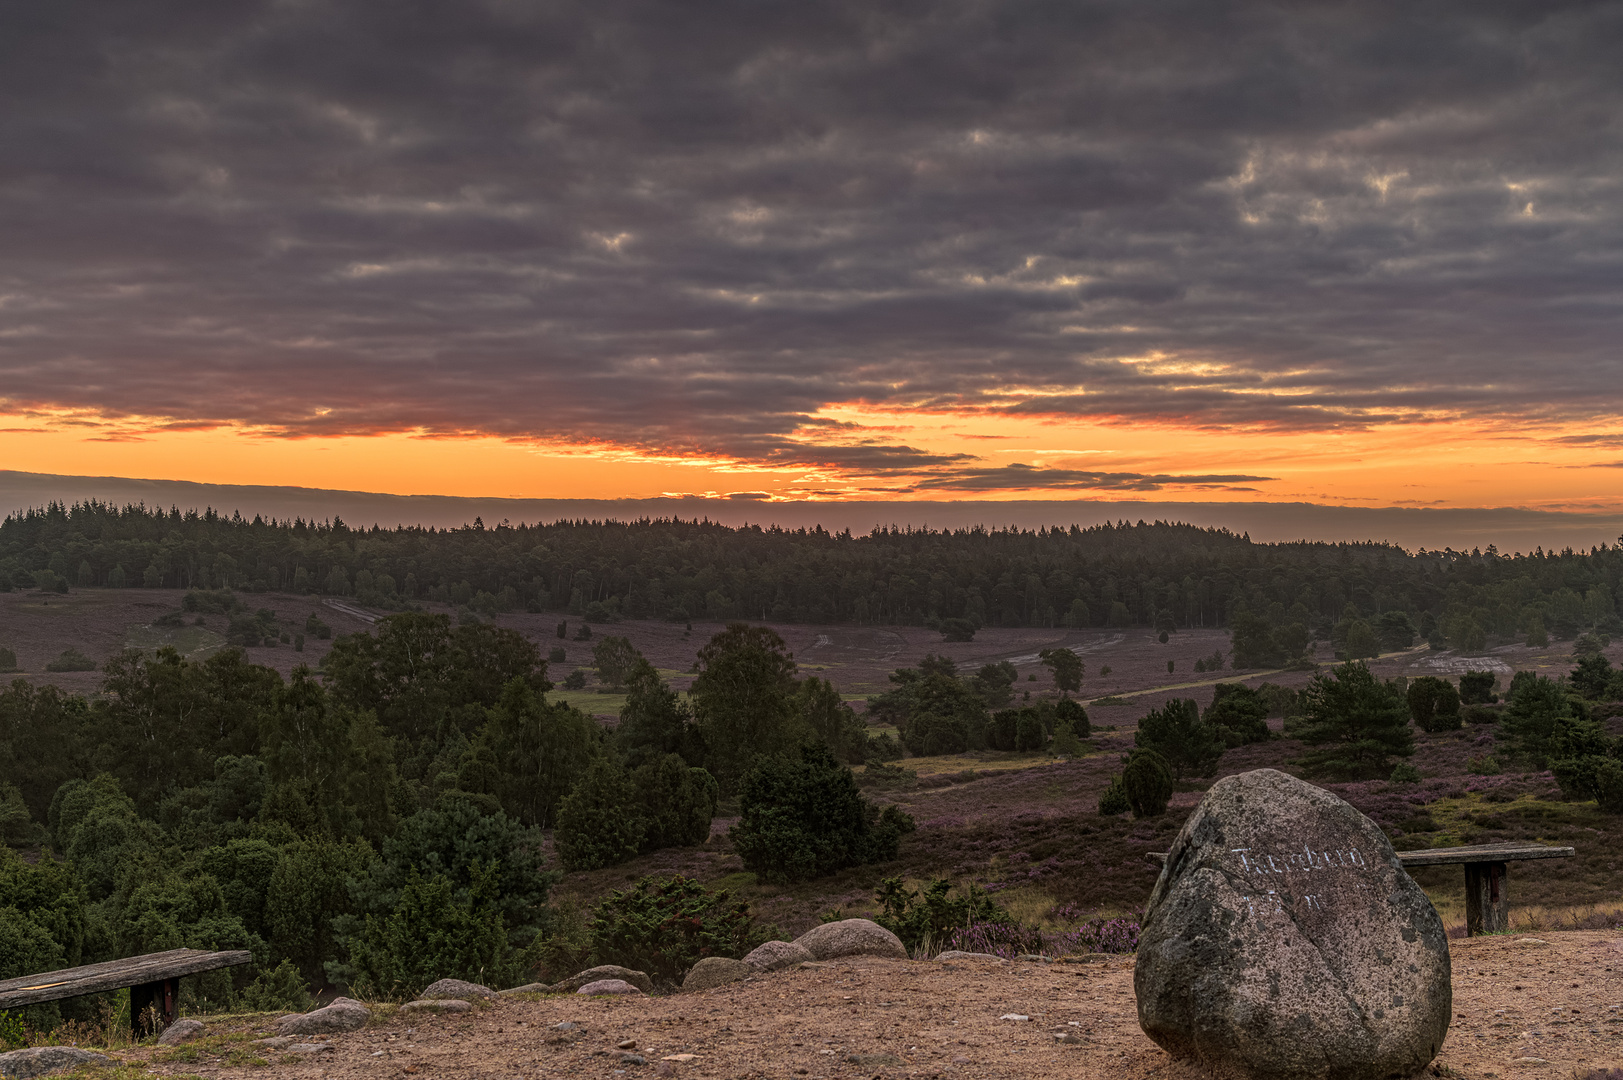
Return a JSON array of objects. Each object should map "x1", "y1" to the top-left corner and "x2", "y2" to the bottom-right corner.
[
  {"x1": 0, "y1": 948, "x2": 251, "y2": 1034},
  {"x1": 1393, "y1": 843, "x2": 1574, "y2": 866},
  {"x1": 1145, "y1": 843, "x2": 1574, "y2": 936}
]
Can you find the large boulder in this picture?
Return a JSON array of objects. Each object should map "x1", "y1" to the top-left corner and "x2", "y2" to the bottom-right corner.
[
  {"x1": 742, "y1": 940, "x2": 815, "y2": 972},
  {"x1": 1134, "y1": 768, "x2": 1451, "y2": 1080},
  {"x1": 793, "y1": 919, "x2": 907, "y2": 961},
  {"x1": 681, "y1": 957, "x2": 751, "y2": 991},
  {"x1": 0, "y1": 1047, "x2": 113, "y2": 1078},
  {"x1": 547, "y1": 965, "x2": 654, "y2": 995},
  {"x1": 420, "y1": 978, "x2": 495, "y2": 1001},
  {"x1": 276, "y1": 997, "x2": 370, "y2": 1035}
]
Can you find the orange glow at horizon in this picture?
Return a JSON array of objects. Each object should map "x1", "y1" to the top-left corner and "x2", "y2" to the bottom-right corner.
[{"x1": 1, "y1": 406, "x2": 1622, "y2": 512}]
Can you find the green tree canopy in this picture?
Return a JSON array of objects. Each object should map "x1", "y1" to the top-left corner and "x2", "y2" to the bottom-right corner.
[
  {"x1": 1134, "y1": 699, "x2": 1223, "y2": 778},
  {"x1": 1287, "y1": 662, "x2": 1413, "y2": 779},
  {"x1": 689, "y1": 624, "x2": 802, "y2": 790}
]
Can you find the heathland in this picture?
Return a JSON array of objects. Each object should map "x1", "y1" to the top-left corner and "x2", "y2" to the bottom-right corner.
[{"x1": 0, "y1": 503, "x2": 1621, "y2": 1064}]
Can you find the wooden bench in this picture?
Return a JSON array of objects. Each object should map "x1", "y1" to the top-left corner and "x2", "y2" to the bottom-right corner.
[
  {"x1": 1396, "y1": 843, "x2": 1573, "y2": 935},
  {"x1": 1146, "y1": 843, "x2": 1573, "y2": 936},
  {"x1": 0, "y1": 948, "x2": 252, "y2": 1034}
]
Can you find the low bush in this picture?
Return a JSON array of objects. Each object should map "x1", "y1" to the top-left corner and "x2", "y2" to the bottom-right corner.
[
  {"x1": 856, "y1": 762, "x2": 918, "y2": 790},
  {"x1": 0, "y1": 648, "x2": 16, "y2": 673},
  {"x1": 588, "y1": 875, "x2": 758, "y2": 985},
  {"x1": 730, "y1": 743, "x2": 915, "y2": 883},
  {"x1": 1408, "y1": 676, "x2": 1462, "y2": 733},
  {"x1": 240, "y1": 958, "x2": 313, "y2": 1013},
  {"x1": 342, "y1": 864, "x2": 511, "y2": 1001},
  {"x1": 874, "y1": 877, "x2": 1010, "y2": 955},
  {"x1": 1121, "y1": 749, "x2": 1173, "y2": 818},
  {"x1": 44, "y1": 649, "x2": 96, "y2": 673},
  {"x1": 554, "y1": 758, "x2": 644, "y2": 872},
  {"x1": 1097, "y1": 776, "x2": 1130, "y2": 816}
]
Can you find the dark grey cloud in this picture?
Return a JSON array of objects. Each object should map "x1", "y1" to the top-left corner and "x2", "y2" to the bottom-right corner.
[
  {"x1": 909, "y1": 463, "x2": 1275, "y2": 492},
  {"x1": 3, "y1": 0, "x2": 1623, "y2": 484}
]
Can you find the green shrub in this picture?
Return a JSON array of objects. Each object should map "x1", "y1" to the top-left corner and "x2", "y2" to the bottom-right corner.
[
  {"x1": 1467, "y1": 755, "x2": 1502, "y2": 776},
  {"x1": 1121, "y1": 749, "x2": 1173, "y2": 818},
  {"x1": 0, "y1": 649, "x2": 17, "y2": 673},
  {"x1": 1013, "y1": 710, "x2": 1045, "y2": 752},
  {"x1": 1098, "y1": 776, "x2": 1130, "y2": 816},
  {"x1": 1052, "y1": 699, "x2": 1089, "y2": 738},
  {"x1": 1407, "y1": 676, "x2": 1462, "y2": 733},
  {"x1": 873, "y1": 877, "x2": 1009, "y2": 956},
  {"x1": 0, "y1": 1011, "x2": 24, "y2": 1049},
  {"x1": 631, "y1": 755, "x2": 717, "y2": 853},
  {"x1": 554, "y1": 758, "x2": 645, "y2": 872},
  {"x1": 240, "y1": 958, "x2": 313, "y2": 1013},
  {"x1": 1459, "y1": 670, "x2": 1498, "y2": 705},
  {"x1": 1134, "y1": 699, "x2": 1222, "y2": 779},
  {"x1": 343, "y1": 864, "x2": 509, "y2": 1001},
  {"x1": 730, "y1": 743, "x2": 914, "y2": 884},
  {"x1": 588, "y1": 875, "x2": 757, "y2": 985},
  {"x1": 1050, "y1": 719, "x2": 1086, "y2": 758},
  {"x1": 857, "y1": 761, "x2": 918, "y2": 790},
  {"x1": 1203, "y1": 684, "x2": 1271, "y2": 746},
  {"x1": 1388, "y1": 763, "x2": 1422, "y2": 784},
  {"x1": 0, "y1": 906, "x2": 67, "y2": 1029},
  {"x1": 43, "y1": 649, "x2": 96, "y2": 673}
]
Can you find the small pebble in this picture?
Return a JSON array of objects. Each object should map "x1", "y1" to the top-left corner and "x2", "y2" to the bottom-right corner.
[{"x1": 618, "y1": 1038, "x2": 637, "y2": 1049}]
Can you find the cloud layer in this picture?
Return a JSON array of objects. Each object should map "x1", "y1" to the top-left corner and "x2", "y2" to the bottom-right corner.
[{"x1": 3, "y1": 0, "x2": 1622, "y2": 490}]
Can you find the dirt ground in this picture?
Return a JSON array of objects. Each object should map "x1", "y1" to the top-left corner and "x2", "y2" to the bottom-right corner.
[{"x1": 110, "y1": 931, "x2": 1622, "y2": 1080}]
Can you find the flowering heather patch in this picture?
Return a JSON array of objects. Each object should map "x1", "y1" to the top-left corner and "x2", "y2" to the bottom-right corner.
[
  {"x1": 1052, "y1": 916, "x2": 1141, "y2": 955},
  {"x1": 942, "y1": 920, "x2": 1046, "y2": 958}
]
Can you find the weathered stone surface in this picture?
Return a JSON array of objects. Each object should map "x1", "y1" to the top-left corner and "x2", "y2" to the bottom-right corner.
[
  {"x1": 793, "y1": 919, "x2": 907, "y2": 961},
  {"x1": 577, "y1": 978, "x2": 643, "y2": 996},
  {"x1": 681, "y1": 957, "x2": 750, "y2": 991},
  {"x1": 0, "y1": 1047, "x2": 113, "y2": 1078},
  {"x1": 548, "y1": 965, "x2": 655, "y2": 994},
  {"x1": 157, "y1": 1017, "x2": 206, "y2": 1045},
  {"x1": 741, "y1": 940, "x2": 815, "y2": 972},
  {"x1": 1134, "y1": 768, "x2": 1451, "y2": 1080},
  {"x1": 498, "y1": 982, "x2": 549, "y2": 995},
  {"x1": 420, "y1": 977, "x2": 495, "y2": 1001},
  {"x1": 276, "y1": 998, "x2": 370, "y2": 1034},
  {"x1": 400, "y1": 998, "x2": 473, "y2": 1013}
]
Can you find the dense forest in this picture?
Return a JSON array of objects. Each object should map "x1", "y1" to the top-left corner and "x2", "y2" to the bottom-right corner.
[
  {"x1": 0, "y1": 612, "x2": 921, "y2": 1021},
  {"x1": 4, "y1": 502, "x2": 1623, "y2": 649}
]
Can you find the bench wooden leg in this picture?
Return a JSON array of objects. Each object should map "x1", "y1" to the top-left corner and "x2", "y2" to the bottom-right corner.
[
  {"x1": 131, "y1": 977, "x2": 179, "y2": 1036},
  {"x1": 1464, "y1": 861, "x2": 1509, "y2": 936}
]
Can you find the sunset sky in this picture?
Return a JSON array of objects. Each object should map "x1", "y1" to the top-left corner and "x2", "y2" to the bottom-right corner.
[{"x1": 3, "y1": 2, "x2": 1622, "y2": 512}]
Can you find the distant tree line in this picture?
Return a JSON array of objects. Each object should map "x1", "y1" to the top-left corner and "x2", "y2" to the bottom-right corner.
[{"x1": 5, "y1": 503, "x2": 1623, "y2": 651}]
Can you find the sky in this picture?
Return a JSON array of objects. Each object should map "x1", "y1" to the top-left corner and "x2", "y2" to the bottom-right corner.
[{"x1": 3, "y1": 1, "x2": 1623, "y2": 515}]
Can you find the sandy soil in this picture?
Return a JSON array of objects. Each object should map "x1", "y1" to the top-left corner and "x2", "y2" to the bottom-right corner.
[{"x1": 115, "y1": 931, "x2": 1623, "y2": 1080}]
